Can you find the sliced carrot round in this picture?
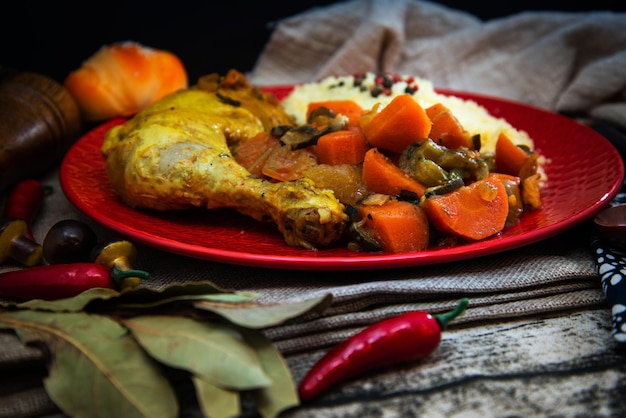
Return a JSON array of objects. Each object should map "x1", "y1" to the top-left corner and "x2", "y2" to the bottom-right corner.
[
  {"x1": 359, "y1": 200, "x2": 430, "y2": 253},
  {"x1": 362, "y1": 148, "x2": 426, "y2": 197},
  {"x1": 422, "y1": 174, "x2": 509, "y2": 241},
  {"x1": 316, "y1": 130, "x2": 369, "y2": 165}
]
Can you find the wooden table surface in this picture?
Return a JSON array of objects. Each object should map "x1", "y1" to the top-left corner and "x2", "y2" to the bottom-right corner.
[{"x1": 281, "y1": 308, "x2": 626, "y2": 418}]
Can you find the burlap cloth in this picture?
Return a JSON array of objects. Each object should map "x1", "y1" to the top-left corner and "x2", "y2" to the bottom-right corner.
[{"x1": 2, "y1": 1, "x2": 626, "y2": 416}]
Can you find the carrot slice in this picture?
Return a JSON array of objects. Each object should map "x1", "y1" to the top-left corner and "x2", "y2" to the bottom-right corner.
[
  {"x1": 362, "y1": 148, "x2": 426, "y2": 197},
  {"x1": 495, "y1": 132, "x2": 532, "y2": 177},
  {"x1": 425, "y1": 103, "x2": 472, "y2": 149},
  {"x1": 359, "y1": 200, "x2": 430, "y2": 253},
  {"x1": 422, "y1": 174, "x2": 509, "y2": 241},
  {"x1": 307, "y1": 100, "x2": 364, "y2": 127},
  {"x1": 361, "y1": 95, "x2": 432, "y2": 154},
  {"x1": 316, "y1": 130, "x2": 369, "y2": 165}
]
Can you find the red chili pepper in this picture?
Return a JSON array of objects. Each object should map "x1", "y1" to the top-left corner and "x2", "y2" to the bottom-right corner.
[
  {"x1": 2, "y1": 179, "x2": 45, "y2": 240},
  {"x1": 298, "y1": 298, "x2": 469, "y2": 402},
  {"x1": 0, "y1": 263, "x2": 150, "y2": 300}
]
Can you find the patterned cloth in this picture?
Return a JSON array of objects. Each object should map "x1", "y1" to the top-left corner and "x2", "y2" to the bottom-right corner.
[{"x1": 592, "y1": 180, "x2": 626, "y2": 343}]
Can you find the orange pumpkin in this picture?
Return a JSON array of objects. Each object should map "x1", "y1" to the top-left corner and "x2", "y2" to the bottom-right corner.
[{"x1": 64, "y1": 41, "x2": 188, "y2": 121}]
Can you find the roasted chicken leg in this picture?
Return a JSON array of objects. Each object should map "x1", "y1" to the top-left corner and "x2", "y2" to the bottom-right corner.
[{"x1": 101, "y1": 71, "x2": 348, "y2": 249}]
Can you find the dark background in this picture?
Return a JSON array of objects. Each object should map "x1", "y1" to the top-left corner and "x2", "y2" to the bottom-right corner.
[{"x1": 2, "y1": 1, "x2": 625, "y2": 85}]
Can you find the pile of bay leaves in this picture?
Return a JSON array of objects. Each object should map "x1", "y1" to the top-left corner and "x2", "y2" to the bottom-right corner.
[{"x1": 0, "y1": 281, "x2": 333, "y2": 418}]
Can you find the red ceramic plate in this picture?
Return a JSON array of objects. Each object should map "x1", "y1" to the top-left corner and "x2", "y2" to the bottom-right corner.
[{"x1": 60, "y1": 87, "x2": 624, "y2": 270}]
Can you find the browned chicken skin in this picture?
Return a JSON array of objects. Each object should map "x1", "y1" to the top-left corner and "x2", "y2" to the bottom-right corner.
[{"x1": 101, "y1": 70, "x2": 348, "y2": 249}]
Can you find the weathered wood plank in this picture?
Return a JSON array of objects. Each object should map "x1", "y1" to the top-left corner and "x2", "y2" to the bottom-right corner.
[{"x1": 283, "y1": 309, "x2": 626, "y2": 417}]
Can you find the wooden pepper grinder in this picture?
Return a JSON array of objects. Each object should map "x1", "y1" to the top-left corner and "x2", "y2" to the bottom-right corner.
[{"x1": 0, "y1": 69, "x2": 82, "y2": 192}]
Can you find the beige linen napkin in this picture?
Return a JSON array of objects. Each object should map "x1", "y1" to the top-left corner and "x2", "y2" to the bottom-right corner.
[{"x1": 248, "y1": 0, "x2": 626, "y2": 129}]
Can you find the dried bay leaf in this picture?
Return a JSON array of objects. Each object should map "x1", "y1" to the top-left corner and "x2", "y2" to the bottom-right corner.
[
  {"x1": 113, "y1": 292, "x2": 259, "y2": 310},
  {"x1": 0, "y1": 281, "x2": 333, "y2": 417},
  {"x1": 194, "y1": 293, "x2": 333, "y2": 328},
  {"x1": 113, "y1": 282, "x2": 247, "y2": 304},
  {"x1": 240, "y1": 328, "x2": 299, "y2": 418},
  {"x1": 123, "y1": 315, "x2": 271, "y2": 390},
  {"x1": 0, "y1": 310, "x2": 178, "y2": 418},
  {"x1": 0, "y1": 282, "x2": 256, "y2": 314},
  {"x1": 192, "y1": 376, "x2": 241, "y2": 418},
  {"x1": 9, "y1": 287, "x2": 121, "y2": 312},
  {"x1": 95, "y1": 281, "x2": 259, "y2": 311}
]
